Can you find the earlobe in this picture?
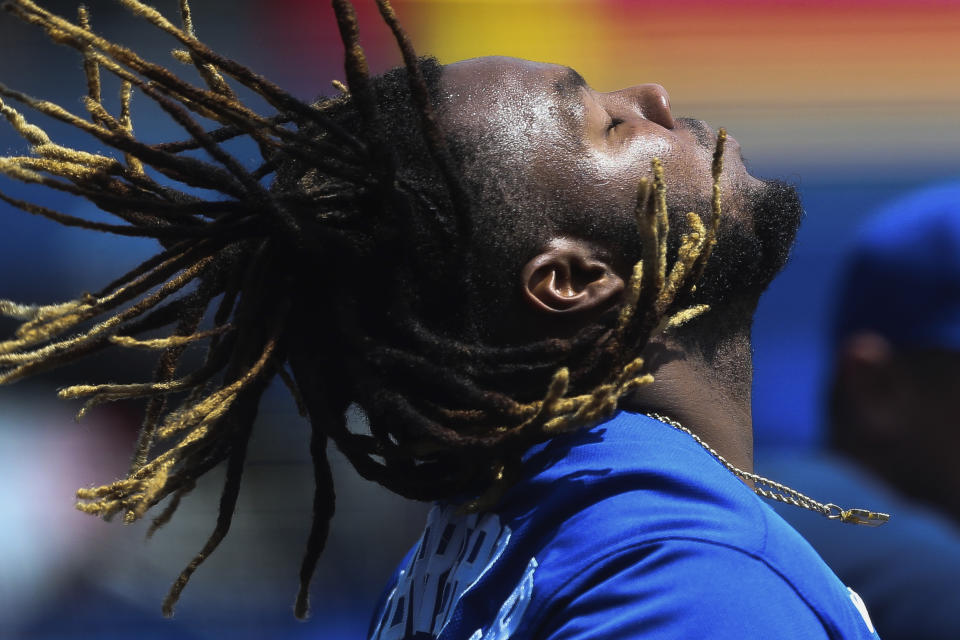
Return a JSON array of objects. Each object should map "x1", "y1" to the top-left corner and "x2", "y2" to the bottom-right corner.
[{"x1": 521, "y1": 239, "x2": 624, "y2": 316}]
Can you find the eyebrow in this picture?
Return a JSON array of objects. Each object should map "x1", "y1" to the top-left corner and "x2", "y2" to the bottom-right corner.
[
  {"x1": 551, "y1": 67, "x2": 588, "y2": 128},
  {"x1": 553, "y1": 67, "x2": 588, "y2": 94}
]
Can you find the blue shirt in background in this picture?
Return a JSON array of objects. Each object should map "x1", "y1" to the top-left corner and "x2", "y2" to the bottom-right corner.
[{"x1": 758, "y1": 450, "x2": 960, "y2": 640}]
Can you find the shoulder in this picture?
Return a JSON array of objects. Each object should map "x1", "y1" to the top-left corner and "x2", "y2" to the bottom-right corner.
[
  {"x1": 370, "y1": 414, "x2": 881, "y2": 639},
  {"x1": 506, "y1": 412, "x2": 774, "y2": 555},
  {"x1": 533, "y1": 538, "x2": 837, "y2": 640},
  {"x1": 505, "y1": 414, "x2": 879, "y2": 639}
]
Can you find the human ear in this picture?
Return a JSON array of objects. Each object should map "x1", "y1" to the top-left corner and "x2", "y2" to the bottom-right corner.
[
  {"x1": 521, "y1": 238, "x2": 624, "y2": 315},
  {"x1": 837, "y1": 332, "x2": 906, "y2": 439}
]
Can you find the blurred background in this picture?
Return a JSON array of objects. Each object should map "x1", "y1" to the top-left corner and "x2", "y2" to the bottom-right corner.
[{"x1": 1, "y1": 0, "x2": 958, "y2": 638}]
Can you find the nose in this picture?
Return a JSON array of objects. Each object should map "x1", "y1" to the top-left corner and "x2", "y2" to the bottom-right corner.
[{"x1": 623, "y1": 83, "x2": 675, "y2": 130}]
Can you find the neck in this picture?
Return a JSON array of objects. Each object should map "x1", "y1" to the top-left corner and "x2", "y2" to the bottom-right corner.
[{"x1": 621, "y1": 323, "x2": 755, "y2": 473}]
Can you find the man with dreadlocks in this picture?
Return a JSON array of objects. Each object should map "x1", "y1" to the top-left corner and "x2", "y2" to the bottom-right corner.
[{"x1": 0, "y1": 0, "x2": 888, "y2": 637}]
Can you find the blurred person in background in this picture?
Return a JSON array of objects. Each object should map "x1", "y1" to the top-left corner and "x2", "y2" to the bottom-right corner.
[{"x1": 758, "y1": 181, "x2": 960, "y2": 640}]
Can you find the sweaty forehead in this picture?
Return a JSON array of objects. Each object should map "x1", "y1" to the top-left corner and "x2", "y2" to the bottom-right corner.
[{"x1": 439, "y1": 56, "x2": 586, "y2": 152}]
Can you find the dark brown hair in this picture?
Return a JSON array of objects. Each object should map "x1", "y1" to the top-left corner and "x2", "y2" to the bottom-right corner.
[{"x1": 0, "y1": 0, "x2": 723, "y2": 618}]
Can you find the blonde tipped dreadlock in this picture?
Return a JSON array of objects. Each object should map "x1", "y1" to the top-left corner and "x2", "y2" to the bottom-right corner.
[{"x1": 0, "y1": 0, "x2": 725, "y2": 621}]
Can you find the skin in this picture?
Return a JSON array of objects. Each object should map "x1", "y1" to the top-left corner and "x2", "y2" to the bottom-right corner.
[
  {"x1": 441, "y1": 57, "x2": 762, "y2": 238},
  {"x1": 440, "y1": 57, "x2": 798, "y2": 474}
]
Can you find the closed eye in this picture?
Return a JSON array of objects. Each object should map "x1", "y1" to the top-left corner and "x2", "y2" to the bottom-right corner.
[{"x1": 606, "y1": 117, "x2": 624, "y2": 134}]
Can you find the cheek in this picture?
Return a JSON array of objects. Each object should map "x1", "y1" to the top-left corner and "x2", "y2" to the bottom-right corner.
[
  {"x1": 616, "y1": 133, "x2": 675, "y2": 172},
  {"x1": 605, "y1": 132, "x2": 718, "y2": 200},
  {"x1": 588, "y1": 131, "x2": 673, "y2": 175},
  {"x1": 573, "y1": 136, "x2": 673, "y2": 202}
]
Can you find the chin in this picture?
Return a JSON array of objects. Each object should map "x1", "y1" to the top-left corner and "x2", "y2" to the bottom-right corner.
[
  {"x1": 750, "y1": 178, "x2": 804, "y2": 283},
  {"x1": 680, "y1": 178, "x2": 804, "y2": 308}
]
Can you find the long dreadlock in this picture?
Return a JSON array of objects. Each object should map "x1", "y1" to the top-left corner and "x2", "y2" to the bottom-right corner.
[{"x1": 0, "y1": 0, "x2": 725, "y2": 619}]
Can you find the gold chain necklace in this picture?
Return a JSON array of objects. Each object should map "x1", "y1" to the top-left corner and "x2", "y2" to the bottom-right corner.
[{"x1": 646, "y1": 412, "x2": 890, "y2": 527}]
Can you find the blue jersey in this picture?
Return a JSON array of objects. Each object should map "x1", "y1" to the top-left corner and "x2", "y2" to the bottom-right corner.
[{"x1": 369, "y1": 412, "x2": 881, "y2": 639}]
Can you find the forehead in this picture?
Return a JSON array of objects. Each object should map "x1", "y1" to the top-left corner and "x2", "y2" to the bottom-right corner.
[
  {"x1": 442, "y1": 56, "x2": 585, "y2": 102},
  {"x1": 439, "y1": 56, "x2": 585, "y2": 151}
]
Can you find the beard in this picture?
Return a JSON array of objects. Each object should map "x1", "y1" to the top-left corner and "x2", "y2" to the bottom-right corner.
[
  {"x1": 678, "y1": 178, "x2": 804, "y2": 310},
  {"x1": 656, "y1": 177, "x2": 803, "y2": 362}
]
